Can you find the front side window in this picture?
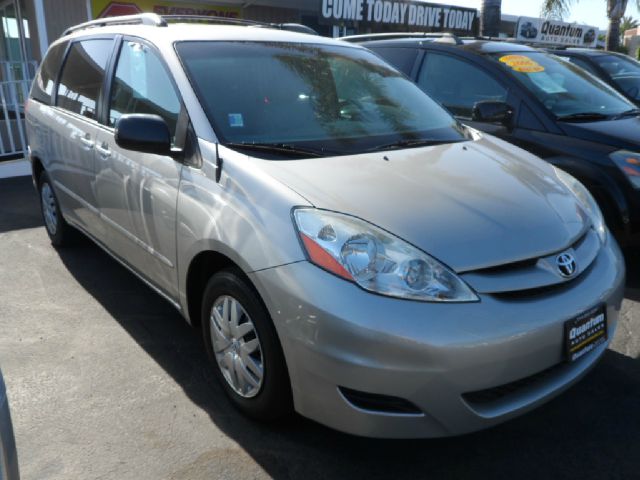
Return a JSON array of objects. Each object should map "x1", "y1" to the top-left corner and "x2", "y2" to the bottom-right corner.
[
  {"x1": 491, "y1": 52, "x2": 635, "y2": 118},
  {"x1": 417, "y1": 52, "x2": 508, "y2": 118},
  {"x1": 56, "y1": 39, "x2": 113, "y2": 119},
  {"x1": 591, "y1": 54, "x2": 640, "y2": 101},
  {"x1": 175, "y1": 41, "x2": 467, "y2": 157},
  {"x1": 109, "y1": 40, "x2": 181, "y2": 138}
]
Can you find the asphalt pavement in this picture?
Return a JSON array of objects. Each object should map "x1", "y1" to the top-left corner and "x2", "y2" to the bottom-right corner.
[{"x1": 0, "y1": 175, "x2": 638, "y2": 480}]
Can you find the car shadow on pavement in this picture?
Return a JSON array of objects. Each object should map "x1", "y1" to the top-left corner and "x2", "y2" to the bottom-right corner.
[
  {"x1": 50, "y1": 235, "x2": 640, "y2": 480},
  {"x1": 623, "y1": 248, "x2": 640, "y2": 301},
  {"x1": 0, "y1": 176, "x2": 42, "y2": 234}
]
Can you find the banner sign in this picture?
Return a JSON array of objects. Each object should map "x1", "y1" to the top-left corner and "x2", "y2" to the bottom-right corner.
[
  {"x1": 515, "y1": 16, "x2": 597, "y2": 47},
  {"x1": 320, "y1": 0, "x2": 478, "y2": 34},
  {"x1": 92, "y1": 1, "x2": 241, "y2": 19}
]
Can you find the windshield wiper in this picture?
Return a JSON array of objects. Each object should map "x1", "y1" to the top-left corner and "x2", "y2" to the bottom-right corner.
[
  {"x1": 556, "y1": 112, "x2": 611, "y2": 122},
  {"x1": 366, "y1": 138, "x2": 457, "y2": 152},
  {"x1": 612, "y1": 108, "x2": 640, "y2": 119},
  {"x1": 224, "y1": 142, "x2": 330, "y2": 158}
]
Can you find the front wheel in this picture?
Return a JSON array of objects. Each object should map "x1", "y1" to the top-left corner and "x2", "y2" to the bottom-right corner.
[{"x1": 201, "y1": 269, "x2": 292, "y2": 420}]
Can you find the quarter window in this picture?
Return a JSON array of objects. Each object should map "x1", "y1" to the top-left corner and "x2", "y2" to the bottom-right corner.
[
  {"x1": 418, "y1": 52, "x2": 507, "y2": 118},
  {"x1": 56, "y1": 39, "x2": 114, "y2": 119},
  {"x1": 109, "y1": 41, "x2": 181, "y2": 139},
  {"x1": 31, "y1": 41, "x2": 67, "y2": 104}
]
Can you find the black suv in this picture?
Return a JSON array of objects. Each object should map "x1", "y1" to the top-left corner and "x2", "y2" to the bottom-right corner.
[
  {"x1": 549, "y1": 48, "x2": 640, "y2": 106},
  {"x1": 347, "y1": 34, "x2": 640, "y2": 246}
]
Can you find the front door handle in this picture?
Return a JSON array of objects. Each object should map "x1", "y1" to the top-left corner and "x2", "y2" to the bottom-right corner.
[
  {"x1": 79, "y1": 137, "x2": 94, "y2": 149},
  {"x1": 96, "y1": 143, "x2": 111, "y2": 159}
]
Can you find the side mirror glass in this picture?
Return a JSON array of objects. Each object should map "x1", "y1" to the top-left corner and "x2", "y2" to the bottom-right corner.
[
  {"x1": 115, "y1": 114, "x2": 172, "y2": 156},
  {"x1": 472, "y1": 101, "x2": 513, "y2": 125}
]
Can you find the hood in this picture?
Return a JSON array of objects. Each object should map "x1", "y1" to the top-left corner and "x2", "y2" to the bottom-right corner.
[
  {"x1": 253, "y1": 135, "x2": 589, "y2": 272},
  {"x1": 559, "y1": 116, "x2": 640, "y2": 150}
]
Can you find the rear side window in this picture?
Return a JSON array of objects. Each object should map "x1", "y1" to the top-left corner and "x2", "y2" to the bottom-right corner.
[
  {"x1": 56, "y1": 39, "x2": 114, "y2": 120},
  {"x1": 369, "y1": 47, "x2": 419, "y2": 76},
  {"x1": 418, "y1": 52, "x2": 507, "y2": 118},
  {"x1": 108, "y1": 40, "x2": 181, "y2": 138},
  {"x1": 30, "y1": 41, "x2": 67, "y2": 104}
]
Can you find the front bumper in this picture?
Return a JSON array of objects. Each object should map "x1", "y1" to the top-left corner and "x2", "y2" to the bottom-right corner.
[{"x1": 249, "y1": 239, "x2": 625, "y2": 438}]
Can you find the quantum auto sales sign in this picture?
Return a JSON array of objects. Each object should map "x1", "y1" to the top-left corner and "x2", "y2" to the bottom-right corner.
[
  {"x1": 516, "y1": 16, "x2": 598, "y2": 47},
  {"x1": 321, "y1": 0, "x2": 478, "y2": 34}
]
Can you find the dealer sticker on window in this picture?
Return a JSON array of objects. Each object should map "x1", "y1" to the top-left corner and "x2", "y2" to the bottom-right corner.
[
  {"x1": 564, "y1": 305, "x2": 607, "y2": 362},
  {"x1": 499, "y1": 55, "x2": 545, "y2": 73}
]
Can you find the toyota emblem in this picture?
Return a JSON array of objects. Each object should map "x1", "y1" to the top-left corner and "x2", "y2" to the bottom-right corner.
[{"x1": 556, "y1": 253, "x2": 577, "y2": 278}]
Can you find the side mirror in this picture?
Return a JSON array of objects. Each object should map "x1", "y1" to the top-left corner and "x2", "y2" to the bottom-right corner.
[
  {"x1": 472, "y1": 101, "x2": 513, "y2": 125},
  {"x1": 115, "y1": 114, "x2": 172, "y2": 156}
]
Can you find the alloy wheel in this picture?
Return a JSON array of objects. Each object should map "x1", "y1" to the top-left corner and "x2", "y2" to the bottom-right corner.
[
  {"x1": 41, "y1": 182, "x2": 58, "y2": 235},
  {"x1": 210, "y1": 295, "x2": 264, "y2": 398}
]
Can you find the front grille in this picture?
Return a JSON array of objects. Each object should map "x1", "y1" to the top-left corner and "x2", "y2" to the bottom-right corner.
[
  {"x1": 460, "y1": 228, "x2": 600, "y2": 295},
  {"x1": 339, "y1": 387, "x2": 423, "y2": 415},
  {"x1": 462, "y1": 363, "x2": 563, "y2": 406}
]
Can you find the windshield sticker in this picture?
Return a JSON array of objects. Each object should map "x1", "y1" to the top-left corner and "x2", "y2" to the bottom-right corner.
[
  {"x1": 528, "y1": 72, "x2": 568, "y2": 94},
  {"x1": 499, "y1": 55, "x2": 545, "y2": 73},
  {"x1": 228, "y1": 113, "x2": 244, "y2": 128}
]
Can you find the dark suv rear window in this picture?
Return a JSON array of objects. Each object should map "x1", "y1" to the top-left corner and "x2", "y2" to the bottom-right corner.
[
  {"x1": 56, "y1": 39, "x2": 114, "y2": 120},
  {"x1": 30, "y1": 41, "x2": 67, "y2": 104}
]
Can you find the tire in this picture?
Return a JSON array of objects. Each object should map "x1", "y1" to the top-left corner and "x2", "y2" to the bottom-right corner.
[
  {"x1": 201, "y1": 269, "x2": 292, "y2": 420},
  {"x1": 37, "y1": 171, "x2": 74, "y2": 247}
]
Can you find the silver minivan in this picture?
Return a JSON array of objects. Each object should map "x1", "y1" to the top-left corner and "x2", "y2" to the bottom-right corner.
[{"x1": 26, "y1": 14, "x2": 625, "y2": 438}]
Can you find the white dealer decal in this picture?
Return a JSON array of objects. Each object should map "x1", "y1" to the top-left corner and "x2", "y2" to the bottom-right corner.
[{"x1": 569, "y1": 313, "x2": 605, "y2": 341}]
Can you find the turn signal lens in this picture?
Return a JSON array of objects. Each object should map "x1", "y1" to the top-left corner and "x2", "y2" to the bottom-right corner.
[{"x1": 610, "y1": 150, "x2": 640, "y2": 188}]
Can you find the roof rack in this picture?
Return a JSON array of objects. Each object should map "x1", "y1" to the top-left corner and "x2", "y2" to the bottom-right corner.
[
  {"x1": 62, "y1": 13, "x2": 318, "y2": 37},
  {"x1": 341, "y1": 32, "x2": 462, "y2": 45},
  {"x1": 63, "y1": 13, "x2": 164, "y2": 36}
]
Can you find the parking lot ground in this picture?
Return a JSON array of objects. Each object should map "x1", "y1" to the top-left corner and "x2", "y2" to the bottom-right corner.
[{"x1": 0, "y1": 174, "x2": 639, "y2": 480}]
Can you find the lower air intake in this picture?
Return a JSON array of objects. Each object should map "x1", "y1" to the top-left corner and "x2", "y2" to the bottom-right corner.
[{"x1": 339, "y1": 387, "x2": 423, "y2": 415}]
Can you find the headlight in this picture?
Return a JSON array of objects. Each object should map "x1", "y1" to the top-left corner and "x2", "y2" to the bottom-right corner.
[
  {"x1": 554, "y1": 167, "x2": 607, "y2": 244},
  {"x1": 610, "y1": 150, "x2": 640, "y2": 189},
  {"x1": 293, "y1": 208, "x2": 479, "y2": 302}
]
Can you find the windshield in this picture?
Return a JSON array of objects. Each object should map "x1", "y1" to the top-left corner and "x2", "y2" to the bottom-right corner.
[
  {"x1": 490, "y1": 51, "x2": 635, "y2": 119},
  {"x1": 592, "y1": 54, "x2": 640, "y2": 101},
  {"x1": 175, "y1": 41, "x2": 467, "y2": 157}
]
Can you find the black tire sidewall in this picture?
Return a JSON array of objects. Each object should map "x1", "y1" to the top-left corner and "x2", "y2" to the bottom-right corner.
[
  {"x1": 38, "y1": 172, "x2": 68, "y2": 247},
  {"x1": 201, "y1": 269, "x2": 292, "y2": 420}
]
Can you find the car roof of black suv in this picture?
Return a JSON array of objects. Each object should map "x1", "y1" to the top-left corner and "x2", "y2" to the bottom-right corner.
[
  {"x1": 546, "y1": 48, "x2": 626, "y2": 57},
  {"x1": 343, "y1": 34, "x2": 537, "y2": 55}
]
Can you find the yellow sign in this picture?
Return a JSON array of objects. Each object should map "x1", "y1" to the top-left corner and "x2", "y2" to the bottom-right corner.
[
  {"x1": 91, "y1": 1, "x2": 241, "y2": 19},
  {"x1": 499, "y1": 54, "x2": 545, "y2": 73}
]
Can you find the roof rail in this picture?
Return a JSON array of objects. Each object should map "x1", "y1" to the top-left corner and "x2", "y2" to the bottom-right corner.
[
  {"x1": 63, "y1": 13, "x2": 165, "y2": 36},
  {"x1": 341, "y1": 32, "x2": 462, "y2": 45},
  {"x1": 62, "y1": 13, "x2": 318, "y2": 37},
  {"x1": 161, "y1": 16, "x2": 318, "y2": 35}
]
